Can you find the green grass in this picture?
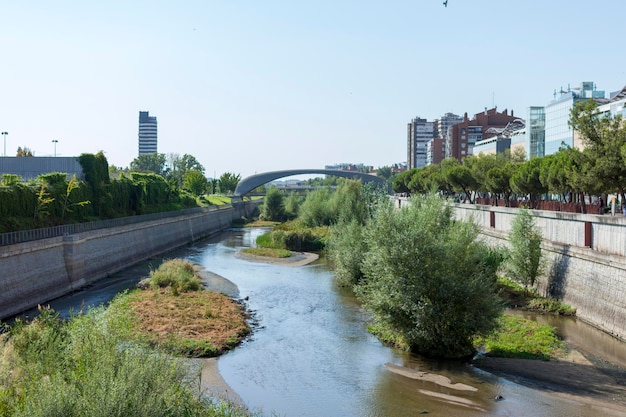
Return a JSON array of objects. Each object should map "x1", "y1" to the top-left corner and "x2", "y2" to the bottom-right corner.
[
  {"x1": 497, "y1": 277, "x2": 576, "y2": 316},
  {"x1": 0, "y1": 305, "x2": 252, "y2": 417},
  {"x1": 474, "y1": 315, "x2": 566, "y2": 360},
  {"x1": 205, "y1": 195, "x2": 231, "y2": 205},
  {"x1": 241, "y1": 247, "x2": 292, "y2": 258},
  {"x1": 147, "y1": 259, "x2": 202, "y2": 294}
]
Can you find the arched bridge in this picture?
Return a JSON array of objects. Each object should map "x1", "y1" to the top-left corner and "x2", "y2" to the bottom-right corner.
[{"x1": 233, "y1": 169, "x2": 392, "y2": 197}]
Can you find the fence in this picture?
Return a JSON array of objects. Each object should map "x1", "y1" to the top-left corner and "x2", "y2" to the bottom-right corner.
[{"x1": 0, "y1": 204, "x2": 236, "y2": 247}]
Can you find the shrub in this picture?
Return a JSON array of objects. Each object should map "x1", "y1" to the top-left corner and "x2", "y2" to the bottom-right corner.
[
  {"x1": 507, "y1": 208, "x2": 544, "y2": 288},
  {"x1": 355, "y1": 194, "x2": 505, "y2": 358},
  {"x1": 148, "y1": 259, "x2": 202, "y2": 293}
]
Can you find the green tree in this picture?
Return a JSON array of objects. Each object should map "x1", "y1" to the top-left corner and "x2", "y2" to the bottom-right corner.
[
  {"x1": 60, "y1": 175, "x2": 91, "y2": 220},
  {"x1": 218, "y1": 172, "x2": 241, "y2": 194},
  {"x1": 261, "y1": 185, "x2": 286, "y2": 221},
  {"x1": 570, "y1": 99, "x2": 626, "y2": 202},
  {"x1": 510, "y1": 157, "x2": 547, "y2": 203},
  {"x1": 33, "y1": 183, "x2": 54, "y2": 220},
  {"x1": 284, "y1": 192, "x2": 302, "y2": 219},
  {"x1": 507, "y1": 208, "x2": 543, "y2": 288},
  {"x1": 129, "y1": 153, "x2": 167, "y2": 175},
  {"x1": 167, "y1": 153, "x2": 205, "y2": 187},
  {"x1": 355, "y1": 194, "x2": 504, "y2": 358},
  {"x1": 182, "y1": 169, "x2": 208, "y2": 196},
  {"x1": 485, "y1": 162, "x2": 516, "y2": 205},
  {"x1": 376, "y1": 166, "x2": 393, "y2": 180},
  {"x1": 298, "y1": 188, "x2": 336, "y2": 227},
  {"x1": 441, "y1": 158, "x2": 477, "y2": 203}
]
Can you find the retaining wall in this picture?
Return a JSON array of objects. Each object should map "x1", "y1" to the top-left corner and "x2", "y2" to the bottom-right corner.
[
  {"x1": 452, "y1": 203, "x2": 626, "y2": 342},
  {"x1": 0, "y1": 201, "x2": 259, "y2": 320}
]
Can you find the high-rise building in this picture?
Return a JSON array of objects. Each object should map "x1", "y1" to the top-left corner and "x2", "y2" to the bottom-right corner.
[
  {"x1": 436, "y1": 113, "x2": 463, "y2": 159},
  {"x1": 544, "y1": 82, "x2": 605, "y2": 155},
  {"x1": 138, "y1": 111, "x2": 158, "y2": 155},
  {"x1": 447, "y1": 107, "x2": 518, "y2": 161},
  {"x1": 407, "y1": 117, "x2": 434, "y2": 170}
]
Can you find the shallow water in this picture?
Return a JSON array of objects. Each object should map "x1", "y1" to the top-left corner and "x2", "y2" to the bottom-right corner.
[
  {"x1": 189, "y1": 228, "x2": 622, "y2": 417},
  {"x1": 27, "y1": 227, "x2": 626, "y2": 417}
]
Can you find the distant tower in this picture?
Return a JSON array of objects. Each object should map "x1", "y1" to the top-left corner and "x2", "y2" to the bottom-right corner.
[
  {"x1": 138, "y1": 111, "x2": 158, "y2": 155},
  {"x1": 407, "y1": 117, "x2": 434, "y2": 170}
]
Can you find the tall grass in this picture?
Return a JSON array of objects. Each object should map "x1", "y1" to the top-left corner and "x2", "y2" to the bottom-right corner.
[
  {"x1": 0, "y1": 305, "x2": 251, "y2": 417},
  {"x1": 149, "y1": 259, "x2": 202, "y2": 293}
]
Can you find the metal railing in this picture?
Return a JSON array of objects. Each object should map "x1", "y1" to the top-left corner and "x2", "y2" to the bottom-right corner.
[{"x1": 0, "y1": 204, "x2": 235, "y2": 247}]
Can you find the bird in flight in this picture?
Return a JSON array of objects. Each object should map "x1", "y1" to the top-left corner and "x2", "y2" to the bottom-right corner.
[{"x1": 443, "y1": 0, "x2": 448, "y2": 6}]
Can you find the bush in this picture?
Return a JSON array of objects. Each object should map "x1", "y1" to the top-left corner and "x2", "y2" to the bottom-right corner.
[
  {"x1": 355, "y1": 194, "x2": 505, "y2": 358},
  {"x1": 260, "y1": 185, "x2": 285, "y2": 221},
  {"x1": 327, "y1": 219, "x2": 367, "y2": 286},
  {"x1": 507, "y1": 208, "x2": 544, "y2": 288},
  {"x1": 148, "y1": 259, "x2": 202, "y2": 293},
  {"x1": 0, "y1": 305, "x2": 250, "y2": 417}
]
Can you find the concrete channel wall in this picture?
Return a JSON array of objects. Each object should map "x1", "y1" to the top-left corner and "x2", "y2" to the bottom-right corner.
[
  {"x1": 0, "y1": 201, "x2": 260, "y2": 320},
  {"x1": 451, "y1": 203, "x2": 626, "y2": 342}
]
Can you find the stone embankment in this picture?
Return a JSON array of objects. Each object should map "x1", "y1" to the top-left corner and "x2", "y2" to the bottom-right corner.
[
  {"x1": 450, "y1": 201, "x2": 626, "y2": 342},
  {"x1": 0, "y1": 201, "x2": 259, "y2": 320}
]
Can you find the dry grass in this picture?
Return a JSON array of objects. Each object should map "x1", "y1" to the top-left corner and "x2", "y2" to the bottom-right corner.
[{"x1": 126, "y1": 288, "x2": 251, "y2": 357}]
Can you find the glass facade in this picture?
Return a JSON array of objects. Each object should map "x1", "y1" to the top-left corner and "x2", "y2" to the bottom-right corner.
[
  {"x1": 527, "y1": 106, "x2": 545, "y2": 158},
  {"x1": 544, "y1": 96, "x2": 574, "y2": 155}
]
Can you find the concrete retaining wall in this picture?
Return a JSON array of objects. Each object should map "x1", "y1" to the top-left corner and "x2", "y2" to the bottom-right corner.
[
  {"x1": 0, "y1": 202, "x2": 259, "y2": 320},
  {"x1": 452, "y1": 203, "x2": 626, "y2": 341}
]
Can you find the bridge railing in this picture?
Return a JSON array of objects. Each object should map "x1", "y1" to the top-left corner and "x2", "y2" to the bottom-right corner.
[{"x1": 0, "y1": 204, "x2": 236, "y2": 247}]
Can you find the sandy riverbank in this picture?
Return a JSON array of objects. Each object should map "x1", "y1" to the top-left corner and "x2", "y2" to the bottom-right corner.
[{"x1": 236, "y1": 250, "x2": 319, "y2": 266}]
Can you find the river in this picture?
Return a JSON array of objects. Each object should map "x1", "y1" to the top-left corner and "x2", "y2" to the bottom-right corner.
[{"x1": 28, "y1": 227, "x2": 626, "y2": 416}]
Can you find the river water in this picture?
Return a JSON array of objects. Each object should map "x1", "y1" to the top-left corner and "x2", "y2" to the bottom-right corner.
[{"x1": 29, "y1": 227, "x2": 626, "y2": 417}]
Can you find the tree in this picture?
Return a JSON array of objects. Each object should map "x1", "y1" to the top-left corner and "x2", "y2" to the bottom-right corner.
[
  {"x1": 570, "y1": 99, "x2": 626, "y2": 202},
  {"x1": 510, "y1": 157, "x2": 547, "y2": 203},
  {"x1": 60, "y1": 175, "x2": 91, "y2": 220},
  {"x1": 507, "y1": 208, "x2": 543, "y2": 288},
  {"x1": 484, "y1": 162, "x2": 516, "y2": 205},
  {"x1": 355, "y1": 194, "x2": 504, "y2": 358},
  {"x1": 33, "y1": 183, "x2": 54, "y2": 220},
  {"x1": 129, "y1": 153, "x2": 166, "y2": 175},
  {"x1": 376, "y1": 166, "x2": 393, "y2": 180},
  {"x1": 167, "y1": 153, "x2": 205, "y2": 187},
  {"x1": 261, "y1": 185, "x2": 285, "y2": 221},
  {"x1": 218, "y1": 172, "x2": 241, "y2": 194},
  {"x1": 16, "y1": 146, "x2": 33, "y2": 157},
  {"x1": 441, "y1": 158, "x2": 477, "y2": 203},
  {"x1": 182, "y1": 170, "x2": 208, "y2": 196}
]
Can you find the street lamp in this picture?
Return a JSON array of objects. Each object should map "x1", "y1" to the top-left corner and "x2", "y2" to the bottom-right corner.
[
  {"x1": 1, "y1": 132, "x2": 7, "y2": 157},
  {"x1": 52, "y1": 139, "x2": 58, "y2": 157}
]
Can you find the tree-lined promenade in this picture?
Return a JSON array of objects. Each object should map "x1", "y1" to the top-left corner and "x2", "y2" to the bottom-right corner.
[{"x1": 393, "y1": 100, "x2": 626, "y2": 213}]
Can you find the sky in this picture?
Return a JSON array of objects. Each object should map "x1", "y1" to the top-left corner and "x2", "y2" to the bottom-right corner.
[{"x1": 1, "y1": 1, "x2": 626, "y2": 179}]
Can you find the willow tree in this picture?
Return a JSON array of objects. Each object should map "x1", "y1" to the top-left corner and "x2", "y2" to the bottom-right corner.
[{"x1": 355, "y1": 194, "x2": 505, "y2": 358}]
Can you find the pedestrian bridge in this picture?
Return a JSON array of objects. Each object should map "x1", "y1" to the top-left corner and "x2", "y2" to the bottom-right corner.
[{"x1": 233, "y1": 169, "x2": 391, "y2": 197}]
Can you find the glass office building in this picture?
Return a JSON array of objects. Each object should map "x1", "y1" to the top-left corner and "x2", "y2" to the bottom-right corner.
[
  {"x1": 544, "y1": 82, "x2": 605, "y2": 155},
  {"x1": 527, "y1": 106, "x2": 545, "y2": 158}
]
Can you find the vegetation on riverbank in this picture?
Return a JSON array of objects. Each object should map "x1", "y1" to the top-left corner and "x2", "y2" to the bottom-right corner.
[
  {"x1": 241, "y1": 247, "x2": 292, "y2": 258},
  {"x1": 498, "y1": 277, "x2": 576, "y2": 316},
  {"x1": 0, "y1": 304, "x2": 251, "y2": 417},
  {"x1": 123, "y1": 259, "x2": 251, "y2": 357},
  {"x1": 474, "y1": 315, "x2": 567, "y2": 360}
]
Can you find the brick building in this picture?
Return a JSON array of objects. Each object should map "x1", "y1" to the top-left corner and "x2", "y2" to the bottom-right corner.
[{"x1": 447, "y1": 107, "x2": 518, "y2": 161}]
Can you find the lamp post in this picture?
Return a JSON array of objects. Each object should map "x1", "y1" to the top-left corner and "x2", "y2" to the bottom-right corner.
[
  {"x1": 1, "y1": 132, "x2": 7, "y2": 157},
  {"x1": 52, "y1": 139, "x2": 58, "y2": 157}
]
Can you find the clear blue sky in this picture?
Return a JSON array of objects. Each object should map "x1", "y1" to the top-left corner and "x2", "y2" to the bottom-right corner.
[{"x1": 1, "y1": 1, "x2": 625, "y2": 178}]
